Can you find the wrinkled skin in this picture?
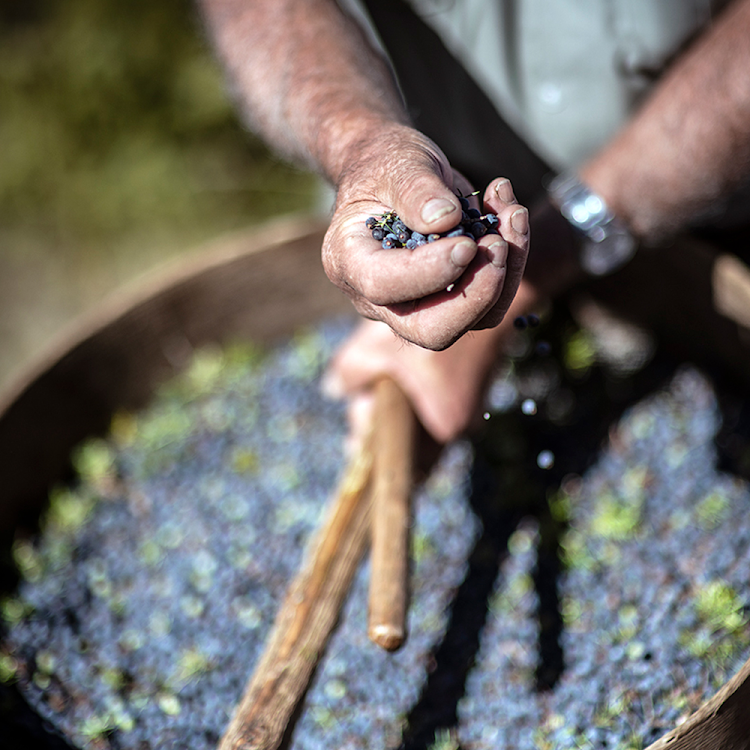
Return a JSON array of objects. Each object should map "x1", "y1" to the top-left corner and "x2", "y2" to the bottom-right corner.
[{"x1": 321, "y1": 125, "x2": 530, "y2": 352}]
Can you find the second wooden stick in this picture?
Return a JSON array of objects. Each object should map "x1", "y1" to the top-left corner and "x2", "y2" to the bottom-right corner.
[{"x1": 368, "y1": 377, "x2": 416, "y2": 651}]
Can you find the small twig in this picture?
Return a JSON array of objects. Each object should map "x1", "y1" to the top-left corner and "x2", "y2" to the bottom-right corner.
[
  {"x1": 368, "y1": 377, "x2": 416, "y2": 651},
  {"x1": 218, "y1": 426, "x2": 375, "y2": 750}
]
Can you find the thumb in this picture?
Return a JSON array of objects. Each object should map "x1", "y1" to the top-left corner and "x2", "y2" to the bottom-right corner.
[{"x1": 384, "y1": 148, "x2": 463, "y2": 236}]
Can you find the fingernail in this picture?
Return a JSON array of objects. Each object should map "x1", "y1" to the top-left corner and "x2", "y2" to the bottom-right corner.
[
  {"x1": 487, "y1": 239, "x2": 508, "y2": 268},
  {"x1": 511, "y1": 207, "x2": 529, "y2": 234},
  {"x1": 422, "y1": 198, "x2": 457, "y2": 224},
  {"x1": 451, "y1": 239, "x2": 475, "y2": 267},
  {"x1": 494, "y1": 178, "x2": 516, "y2": 203}
]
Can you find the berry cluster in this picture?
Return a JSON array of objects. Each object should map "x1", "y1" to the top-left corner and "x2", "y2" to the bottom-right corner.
[{"x1": 366, "y1": 195, "x2": 500, "y2": 250}]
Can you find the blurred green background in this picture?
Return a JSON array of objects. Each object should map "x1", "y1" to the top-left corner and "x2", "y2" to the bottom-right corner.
[{"x1": 0, "y1": 0, "x2": 326, "y2": 395}]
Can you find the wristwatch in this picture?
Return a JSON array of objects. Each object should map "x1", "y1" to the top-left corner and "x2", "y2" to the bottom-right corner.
[{"x1": 547, "y1": 172, "x2": 637, "y2": 276}]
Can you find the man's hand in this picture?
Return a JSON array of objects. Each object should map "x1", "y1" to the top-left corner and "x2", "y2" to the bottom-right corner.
[
  {"x1": 322, "y1": 124, "x2": 530, "y2": 350},
  {"x1": 324, "y1": 281, "x2": 543, "y2": 446}
]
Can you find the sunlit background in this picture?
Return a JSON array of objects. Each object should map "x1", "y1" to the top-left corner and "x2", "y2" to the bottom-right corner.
[{"x1": 0, "y1": 0, "x2": 326, "y2": 394}]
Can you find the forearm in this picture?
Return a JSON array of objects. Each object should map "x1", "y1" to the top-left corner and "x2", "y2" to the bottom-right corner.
[
  {"x1": 196, "y1": 0, "x2": 409, "y2": 184},
  {"x1": 580, "y1": 0, "x2": 750, "y2": 241}
]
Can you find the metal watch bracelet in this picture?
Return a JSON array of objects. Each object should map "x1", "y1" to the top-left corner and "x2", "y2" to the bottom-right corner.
[{"x1": 547, "y1": 172, "x2": 637, "y2": 276}]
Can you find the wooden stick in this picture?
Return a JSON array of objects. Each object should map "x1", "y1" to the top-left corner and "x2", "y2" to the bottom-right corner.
[
  {"x1": 218, "y1": 427, "x2": 374, "y2": 750},
  {"x1": 367, "y1": 377, "x2": 416, "y2": 651}
]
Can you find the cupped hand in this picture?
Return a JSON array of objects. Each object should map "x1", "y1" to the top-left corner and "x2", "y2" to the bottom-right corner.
[{"x1": 322, "y1": 124, "x2": 530, "y2": 350}]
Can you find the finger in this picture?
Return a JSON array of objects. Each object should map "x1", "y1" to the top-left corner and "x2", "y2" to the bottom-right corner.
[
  {"x1": 474, "y1": 178, "x2": 530, "y2": 328},
  {"x1": 473, "y1": 235, "x2": 527, "y2": 329},
  {"x1": 323, "y1": 320, "x2": 401, "y2": 398},
  {"x1": 376, "y1": 250, "x2": 507, "y2": 350},
  {"x1": 477, "y1": 234, "x2": 509, "y2": 270},
  {"x1": 381, "y1": 151, "x2": 464, "y2": 236},
  {"x1": 485, "y1": 176, "x2": 517, "y2": 206},
  {"x1": 483, "y1": 179, "x2": 529, "y2": 247}
]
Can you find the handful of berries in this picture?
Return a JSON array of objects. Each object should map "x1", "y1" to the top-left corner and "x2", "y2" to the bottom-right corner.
[{"x1": 365, "y1": 194, "x2": 500, "y2": 249}]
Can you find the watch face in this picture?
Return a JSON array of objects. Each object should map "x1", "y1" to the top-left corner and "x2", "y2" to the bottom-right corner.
[
  {"x1": 581, "y1": 231, "x2": 637, "y2": 276},
  {"x1": 547, "y1": 173, "x2": 637, "y2": 276}
]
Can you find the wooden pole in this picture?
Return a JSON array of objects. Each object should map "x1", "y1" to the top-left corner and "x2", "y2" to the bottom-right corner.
[
  {"x1": 367, "y1": 377, "x2": 416, "y2": 651},
  {"x1": 218, "y1": 427, "x2": 374, "y2": 750}
]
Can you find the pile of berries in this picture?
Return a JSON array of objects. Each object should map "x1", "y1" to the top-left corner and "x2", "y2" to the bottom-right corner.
[{"x1": 365, "y1": 195, "x2": 500, "y2": 250}]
